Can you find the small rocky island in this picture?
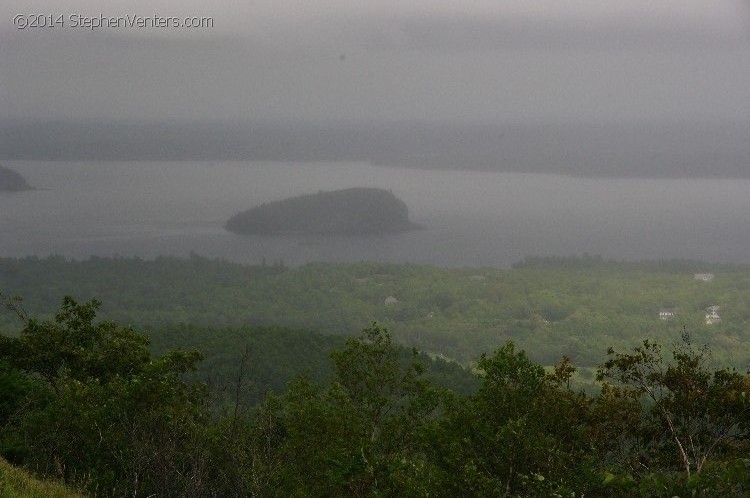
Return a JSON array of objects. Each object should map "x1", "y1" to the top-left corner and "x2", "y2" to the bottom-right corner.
[
  {"x1": 226, "y1": 188, "x2": 419, "y2": 235},
  {"x1": 0, "y1": 164, "x2": 33, "y2": 192}
]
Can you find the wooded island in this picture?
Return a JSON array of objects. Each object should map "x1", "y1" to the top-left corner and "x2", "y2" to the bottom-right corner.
[{"x1": 226, "y1": 187, "x2": 419, "y2": 235}]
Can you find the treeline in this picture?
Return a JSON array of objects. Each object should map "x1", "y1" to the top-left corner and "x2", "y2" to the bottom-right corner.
[
  {"x1": 1, "y1": 297, "x2": 750, "y2": 496},
  {"x1": 147, "y1": 323, "x2": 478, "y2": 407},
  {"x1": 514, "y1": 254, "x2": 743, "y2": 273},
  {"x1": 2, "y1": 255, "x2": 750, "y2": 367}
]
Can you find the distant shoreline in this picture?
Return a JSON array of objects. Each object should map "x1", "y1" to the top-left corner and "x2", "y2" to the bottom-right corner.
[
  {"x1": 5, "y1": 158, "x2": 750, "y2": 181},
  {"x1": 2, "y1": 120, "x2": 748, "y2": 179}
]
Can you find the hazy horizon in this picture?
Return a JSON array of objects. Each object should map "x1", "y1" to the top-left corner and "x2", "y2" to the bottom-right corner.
[{"x1": 2, "y1": 1, "x2": 750, "y2": 262}]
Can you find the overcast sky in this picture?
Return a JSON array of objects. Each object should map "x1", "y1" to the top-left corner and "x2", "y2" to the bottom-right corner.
[{"x1": 1, "y1": 0, "x2": 749, "y2": 124}]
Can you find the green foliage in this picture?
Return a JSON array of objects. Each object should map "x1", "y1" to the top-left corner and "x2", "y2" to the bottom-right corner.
[
  {"x1": 0, "y1": 360, "x2": 40, "y2": 464},
  {"x1": 3, "y1": 255, "x2": 750, "y2": 369},
  {"x1": 598, "y1": 337, "x2": 750, "y2": 480},
  {"x1": 1, "y1": 279, "x2": 750, "y2": 495},
  {"x1": 0, "y1": 296, "x2": 209, "y2": 496},
  {"x1": 147, "y1": 323, "x2": 477, "y2": 408},
  {"x1": 330, "y1": 324, "x2": 437, "y2": 433},
  {"x1": 427, "y1": 344, "x2": 601, "y2": 496},
  {"x1": 1, "y1": 296, "x2": 151, "y2": 385},
  {"x1": 601, "y1": 458, "x2": 750, "y2": 497},
  {"x1": 240, "y1": 324, "x2": 441, "y2": 496}
]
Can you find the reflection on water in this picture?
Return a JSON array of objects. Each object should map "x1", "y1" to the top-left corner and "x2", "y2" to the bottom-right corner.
[{"x1": 1, "y1": 161, "x2": 749, "y2": 267}]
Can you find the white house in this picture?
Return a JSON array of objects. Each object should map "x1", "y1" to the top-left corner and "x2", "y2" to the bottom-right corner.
[
  {"x1": 659, "y1": 308, "x2": 676, "y2": 320},
  {"x1": 384, "y1": 296, "x2": 399, "y2": 306},
  {"x1": 694, "y1": 273, "x2": 714, "y2": 282},
  {"x1": 705, "y1": 305, "x2": 721, "y2": 325}
]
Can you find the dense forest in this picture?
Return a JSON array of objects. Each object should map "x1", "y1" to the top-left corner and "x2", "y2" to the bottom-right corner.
[
  {"x1": 2, "y1": 255, "x2": 749, "y2": 369},
  {"x1": 3, "y1": 255, "x2": 750, "y2": 494},
  {"x1": 1, "y1": 294, "x2": 750, "y2": 496}
]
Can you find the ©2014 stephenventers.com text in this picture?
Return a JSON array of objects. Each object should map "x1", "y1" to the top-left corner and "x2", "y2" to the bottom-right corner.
[{"x1": 12, "y1": 13, "x2": 214, "y2": 30}]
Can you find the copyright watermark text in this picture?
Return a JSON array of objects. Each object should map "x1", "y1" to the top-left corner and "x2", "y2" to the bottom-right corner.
[{"x1": 13, "y1": 13, "x2": 214, "y2": 30}]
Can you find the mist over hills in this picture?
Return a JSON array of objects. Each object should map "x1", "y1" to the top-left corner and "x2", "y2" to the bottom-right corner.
[{"x1": 1, "y1": 119, "x2": 748, "y2": 179}]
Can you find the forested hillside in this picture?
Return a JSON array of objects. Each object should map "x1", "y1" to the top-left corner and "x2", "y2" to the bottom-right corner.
[
  {"x1": 2, "y1": 255, "x2": 749, "y2": 367},
  {"x1": 4, "y1": 254, "x2": 750, "y2": 494},
  {"x1": 148, "y1": 323, "x2": 478, "y2": 405},
  {"x1": 1, "y1": 298, "x2": 750, "y2": 496}
]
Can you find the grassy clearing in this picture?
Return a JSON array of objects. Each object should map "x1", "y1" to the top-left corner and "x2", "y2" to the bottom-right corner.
[{"x1": 0, "y1": 458, "x2": 81, "y2": 498}]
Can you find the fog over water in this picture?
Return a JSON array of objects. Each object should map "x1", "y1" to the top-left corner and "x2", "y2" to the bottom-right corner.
[
  {"x1": 2, "y1": 161, "x2": 749, "y2": 267},
  {"x1": 2, "y1": 1, "x2": 749, "y2": 264}
]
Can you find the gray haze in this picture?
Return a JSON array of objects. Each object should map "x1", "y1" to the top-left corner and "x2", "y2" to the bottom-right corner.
[
  {"x1": 3, "y1": 1, "x2": 750, "y2": 265},
  {"x1": 2, "y1": 0, "x2": 749, "y2": 124}
]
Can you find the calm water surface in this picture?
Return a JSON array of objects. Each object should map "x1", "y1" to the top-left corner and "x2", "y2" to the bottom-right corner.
[{"x1": 1, "y1": 161, "x2": 748, "y2": 267}]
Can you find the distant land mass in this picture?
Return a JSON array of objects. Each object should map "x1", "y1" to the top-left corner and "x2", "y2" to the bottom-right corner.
[
  {"x1": 1, "y1": 119, "x2": 749, "y2": 178},
  {"x1": 0, "y1": 164, "x2": 32, "y2": 191},
  {"x1": 226, "y1": 188, "x2": 419, "y2": 235}
]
